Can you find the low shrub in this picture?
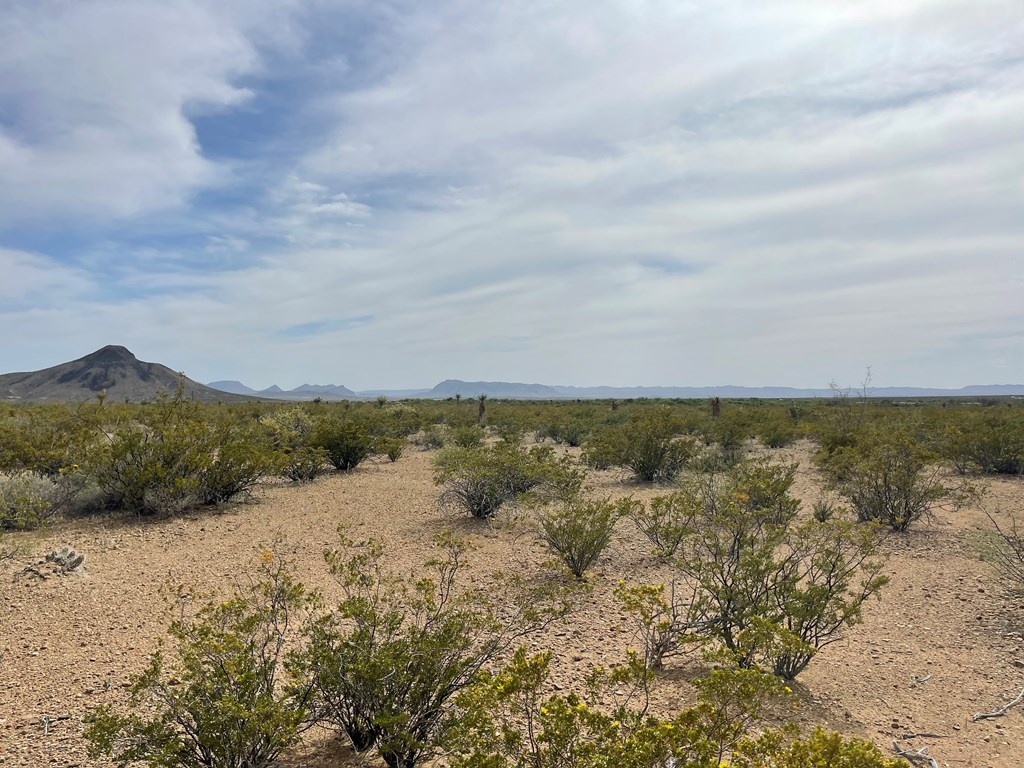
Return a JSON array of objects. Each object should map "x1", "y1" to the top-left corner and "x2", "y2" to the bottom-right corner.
[
  {"x1": 434, "y1": 444, "x2": 584, "y2": 519},
  {"x1": 84, "y1": 554, "x2": 315, "y2": 768},
  {"x1": 631, "y1": 490, "x2": 699, "y2": 558},
  {"x1": 446, "y1": 423, "x2": 486, "y2": 449},
  {"x1": 982, "y1": 511, "x2": 1024, "y2": 592},
  {"x1": 940, "y1": 416, "x2": 1024, "y2": 475},
  {"x1": 538, "y1": 497, "x2": 634, "y2": 578},
  {"x1": 296, "y1": 534, "x2": 568, "y2": 768},
  {"x1": 0, "y1": 470, "x2": 82, "y2": 529},
  {"x1": 624, "y1": 462, "x2": 888, "y2": 680},
  {"x1": 411, "y1": 426, "x2": 446, "y2": 451},
  {"x1": 377, "y1": 437, "x2": 406, "y2": 462},
  {"x1": 315, "y1": 419, "x2": 374, "y2": 471},
  {"x1": 584, "y1": 410, "x2": 694, "y2": 482},
  {"x1": 614, "y1": 581, "x2": 705, "y2": 670},
  {"x1": 282, "y1": 446, "x2": 329, "y2": 483},
  {"x1": 831, "y1": 436, "x2": 972, "y2": 531},
  {"x1": 450, "y1": 648, "x2": 905, "y2": 768},
  {"x1": 757, "y1": 416, "x2": 799, "y2": 449},
  {"x1": 81, "y1": 390, "x2": 279, "y2": 514}
]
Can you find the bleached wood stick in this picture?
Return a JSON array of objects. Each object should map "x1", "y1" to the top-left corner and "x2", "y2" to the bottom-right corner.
[
  {"x1": 892, "y1": 739, "x2": 939, "y2": 768},
  {"x1": 973, "y1": 686, "x2": 1024, "y2": 721}
]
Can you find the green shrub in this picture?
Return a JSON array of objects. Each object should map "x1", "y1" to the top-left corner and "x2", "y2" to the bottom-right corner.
[
  {"x1": 84, "y1": 395, "x2": 278, "y2": 513},
  {"x1": 296, "y1": 534, "x2": 568, "y2": 767},
  {"x1": 378, "y1": 437, "x2": 406, "y2": 462},
  {"x1": 451, "y1": 648, "x2": 904, "y2": 768},
  {"x1": 434, "y1": 444, "x2": 584, "y2": 519},
  {"x1": 832, "y1": 437, "x2": 971, "y2": 532},
  {"x1": 757, "y1": 416, "x2": 799, "y2": 449},
  {"x1": 584, "y1": 410, "x2": 694, "y2": 482},
  {"x1": 731, "y1": 459, "x2": 800, "y2": 524},
  {"x1": 539, "y1": 497, "x2": 634, "y2": 578},
  {"x1": 734, "y1": 727, "x2": 909, "y2": 768},
  {"x1": 447, "y1": 423, "x2": 486, "y2": 449},
  {"x1": 282, "y1": 446, "x2": 329, "y2": 483},
  {"x1": 614, "y1": 581, "x2": 704, "y2": 670},
  {"x1": 940, "y1": 416, "x2": 1024, "y2": 475},
  {"x1": 0, "y1": 470, "x2": 82, "y2": 529},
  {"x1": 0, "y1": 407, "x2": 92, "y2": 477},
  {"x1": 259, "y1": 405, "x2": 316, "y2": 451},
  {"x1": 630, "y1": 463, "x2": 888, "y2": 679},
  {"x1": 199, "y1": 426, "x2": 276, "y2": 504},
  {"x1": 630, "y1": 491, "x2": 698, "y2": 558},
  {"x1": 982, "y1": 512, "x2": 1024, "y2": 592},
  {"x1": 315, "y1": 419, "x2": 374, "y2": 470},
  {"x1": 412, "y1": 426, "x2": 446, "y2": 451},
  {"x1": 84, "y1": 554, "x2": 314, "y2": 768},
  {"x1": 540, "y1": 414, "x2": 593, "y2": 447}
]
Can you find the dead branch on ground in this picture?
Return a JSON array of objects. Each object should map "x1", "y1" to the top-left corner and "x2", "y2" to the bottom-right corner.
[
  {"x1": 973, "y1": 686, "x2": 1024, "y2": 721},
  {"x1": 892, "y1": 740, "x2": 939, "y2": 768}
]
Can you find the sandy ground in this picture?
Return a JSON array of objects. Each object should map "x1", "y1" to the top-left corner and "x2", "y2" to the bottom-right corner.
[{"x1": 2, "y1": 441, "x2": 1023, "y2": 768}]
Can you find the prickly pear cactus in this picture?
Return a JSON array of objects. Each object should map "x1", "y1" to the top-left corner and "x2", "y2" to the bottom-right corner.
[{"x1": 45, "y1": 546, "x2": 85, "y2": 572}]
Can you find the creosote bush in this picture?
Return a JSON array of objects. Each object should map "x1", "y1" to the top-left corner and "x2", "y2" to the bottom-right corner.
[
  {"x1": 614, "y1": 581, "x2": 705, "y2": 670},
  {"x1": 378, "y1": 437, "x2": 406, "y2": 462},
  {"x1": 940, "y1": 415, "x2": 1024, "y2": 476},
  {"x1": 983, "y1": 511, "x2": 1024, "y2": 592},
  {"x1": 315, "y1": 417, "x2": 374, "y2": 471},
  {"x1": 434, "y1": 444, "x2": 584, "y2": 519},
  {"x1": 829, "y1": 435, "x2": 972, "y2": 532},
  {"x1": 625, "y1": 461, "x2": 888, "y2": 680},
  {"x1": 83, "y1": 389, "x2": 278, "y2": 513},
  {"x1": 281, "y1": 445, "x2": 329, "y2": 483},
  {"x1": 539, "y1": 497, "x2": 636, "y2": 578},
  {"x1": 84, "y1": 553, "x2": 314, "y2": 768},
  {"x1": 584, "y1": 410, "x2": 695, "y2": 482},
  {"x1": 0, "y1": 470, "x2": 83, "y2": 529},
  {"x1": 295, "y1": 533, "x2": 570, "y2": 768},
  {"x1": 450, "y1": 647, "x2": 906, "y2": 768}
]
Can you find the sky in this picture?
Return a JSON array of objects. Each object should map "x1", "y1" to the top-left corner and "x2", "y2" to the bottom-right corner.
[{"x1": 2, "y1": 0, "x2": 1023, "y2": 390}]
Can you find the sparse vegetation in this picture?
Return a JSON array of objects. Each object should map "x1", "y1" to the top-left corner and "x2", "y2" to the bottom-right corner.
[
  {"x1": 538, "y1": 496, "x2": 634, "y2": 578},
  {"x1": 8, "y1": 394, "x2": 1020, "y2": 765},
  {"x1": 84, "y1": 553, "x2": 315, "y2": 768},
  {"x1": 584, "y1": 409, "x2": 695, "y2": 482},
  {"x1": 433, "y1": 443, "x2": 583, "y2": 519},
  {"x1": 295, "y1": 533, "x2": 569, "y2": 767}
]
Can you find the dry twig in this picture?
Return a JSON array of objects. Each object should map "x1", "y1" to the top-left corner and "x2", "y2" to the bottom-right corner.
[
  {"x1": 892, "y1": 740, "x2": 938, "y2": 768},
  {"x1": 973, "y1": 686, "x2": 1024, "y2": 721}
]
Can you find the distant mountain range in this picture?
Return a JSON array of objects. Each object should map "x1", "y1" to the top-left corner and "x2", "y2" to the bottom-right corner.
[
  {"x1": 0, "y1": 346, "x2": 251, "y2": 403},
  {"x1": 4, "y1": 348, "x2": 1023, "y2": 404},
  {"x1": 213, "y1": 377, "x2": 1024, "y2": 401},
  {"x1": 209, "y1": 380, "x2": 356, "y2": 401}
]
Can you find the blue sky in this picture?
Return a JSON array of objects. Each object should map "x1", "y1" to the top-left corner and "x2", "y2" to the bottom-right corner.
[{"x1": 2, "y1": 0, "x2": 1023, "y2": 389}]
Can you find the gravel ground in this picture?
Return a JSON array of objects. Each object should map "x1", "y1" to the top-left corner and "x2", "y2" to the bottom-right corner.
[{"x1": 1, "y1": 441, "x2": 1023, "y2": 767}]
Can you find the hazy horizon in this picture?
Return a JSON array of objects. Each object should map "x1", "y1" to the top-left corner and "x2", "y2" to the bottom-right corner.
[{"x1": 3, "y1": 1, "x2": 1022, "y2": 390}]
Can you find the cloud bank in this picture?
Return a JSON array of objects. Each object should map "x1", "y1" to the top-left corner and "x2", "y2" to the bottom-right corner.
[{"x1": 1, "y1": 0, "x2": 1022, "y2": 389}]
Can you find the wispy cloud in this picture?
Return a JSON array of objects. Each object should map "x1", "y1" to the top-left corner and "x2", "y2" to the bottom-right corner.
[{"x1": 278, "y1": 316, "x2": 374, "y2": 339}]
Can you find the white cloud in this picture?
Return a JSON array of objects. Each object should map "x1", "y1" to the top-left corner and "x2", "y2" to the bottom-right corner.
[
  {"x1": 0, "y1": 0, "x2": 300, "y2": 223},
  {"x1": 1, "y1": 0, "x2": 1023, "y2": 388}
]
